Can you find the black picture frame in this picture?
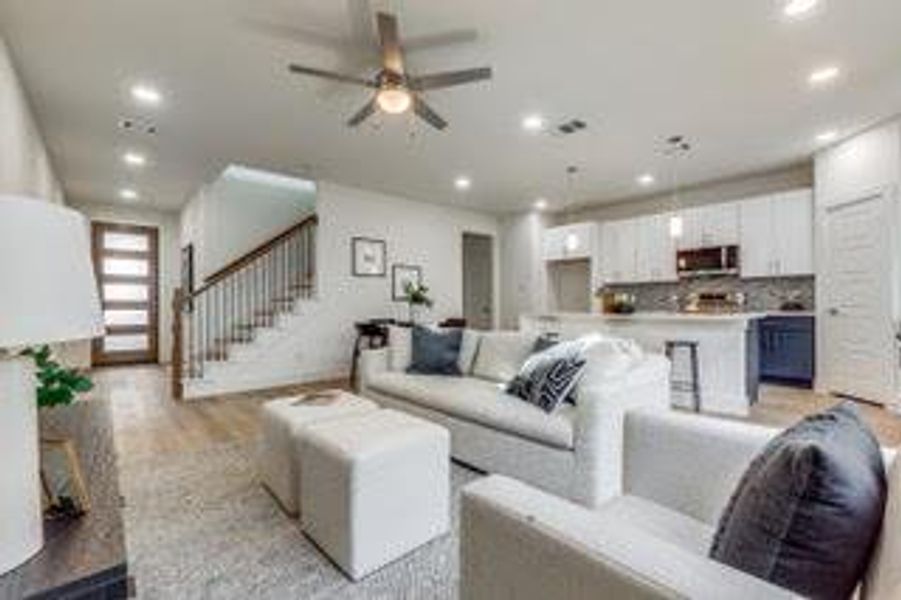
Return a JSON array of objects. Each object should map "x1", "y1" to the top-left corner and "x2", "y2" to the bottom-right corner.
[
  {"x1": 392, "y1": 264, "x2": 422, "y2": 301},
  {"x1": 351, "y1": 237, "x2": 387, "y2": 277}
]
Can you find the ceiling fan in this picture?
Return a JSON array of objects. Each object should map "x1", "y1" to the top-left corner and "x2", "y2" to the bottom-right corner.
[{"x1": 287, "y1": 11, "x2": 492, "y2": 130}]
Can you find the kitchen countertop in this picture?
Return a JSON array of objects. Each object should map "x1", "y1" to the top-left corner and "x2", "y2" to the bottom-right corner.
[
  {"x1": 530, "y1": 310, "x2": 815, "y2": 322},
  {"x1": 531, "y1": 311, "x2": 768, "y2": 323}
]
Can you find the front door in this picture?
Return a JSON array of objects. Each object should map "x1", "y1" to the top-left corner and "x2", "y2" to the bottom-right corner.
[
  {"x1": 91, "y1": 222, "x2": 160, "y2": 366},
  {"x1": 822, "y1": 190, "x2": 896, "y2": 404}
]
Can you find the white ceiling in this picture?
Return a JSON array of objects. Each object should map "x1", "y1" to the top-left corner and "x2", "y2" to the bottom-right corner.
[{"x1": 2, "y1": 0, "x2": 901, "y2": 213}]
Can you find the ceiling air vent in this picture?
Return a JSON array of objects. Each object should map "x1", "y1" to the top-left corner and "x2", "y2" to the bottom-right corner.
[
  {"x1": 118, "y1": 116, "x2": 158, "y2": 136},
  {"x1": 557, "y1": 119, "x2": 587, "y2": 135}
]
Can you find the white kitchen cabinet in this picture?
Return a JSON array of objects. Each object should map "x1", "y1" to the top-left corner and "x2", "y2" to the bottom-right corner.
[
  {"x1": 600, "y1": 219, "x2": 637, "y2": 283},
  {"x1": 677, "y1": 202, "x2": 740, "y2": 249},
  {"x1": 600, "y1": 215, "x2": 676, "y2": 284},
  {"x1": 542, "y1": 222, "x2": 596, "y2": 262},
  {"x1": 635, "y1": 213, "x2": 677, "y2": 282},
  {"x1": 739, "y1": 189, "x2": 813, "y2": 278}
]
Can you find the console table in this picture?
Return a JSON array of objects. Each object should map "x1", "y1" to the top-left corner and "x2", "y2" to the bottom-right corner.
[{"x1": 0, "y1": 399, "x2": 128, "y2": 600}]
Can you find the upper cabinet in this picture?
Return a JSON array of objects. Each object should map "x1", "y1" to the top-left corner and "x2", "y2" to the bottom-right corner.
[
  {"x1": 677, "y1": 203, "x2": 740, "y2": 249},
  {"x1": 542, "y1": 222, "x2": 596, "y2": 262},
  {"x1": 739, "y1": 189, "x2": 813, "y2": 278},
  {"x1": 601, "y1": 214, "x2": 676, "y2": 284}
]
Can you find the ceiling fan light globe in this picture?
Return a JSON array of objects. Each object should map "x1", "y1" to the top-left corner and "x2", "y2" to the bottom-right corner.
[{"x1": 376, "y1": 87, "x2": 412, "y2": 114}]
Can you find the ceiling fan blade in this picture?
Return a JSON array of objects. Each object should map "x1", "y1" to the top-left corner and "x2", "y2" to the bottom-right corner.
[
  {"x1": 347, "y1": 98, "x2": 378, "y2": 127},
  {"x1": 413, "y1": 97, "x2": 448, "y2": 130},
  {"x1": 376, "y1": 12, "x2": 404, "y2": 74},
  {"x1": 404, "y1": 29, "x2": 479, "y2": 52},
  {"x1": 409, "y1": 67, "x2": 492, "y2": 91},
  {"x1": 288, "y1": 64, "x2": 376, "y2": 87}
]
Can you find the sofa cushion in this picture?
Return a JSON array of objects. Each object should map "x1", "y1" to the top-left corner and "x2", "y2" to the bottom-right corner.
[
  {"x1": 507, "y1": 338, "x2": 588, "y2": 413},
  {"x1": 458, "y1": 329, "x2": 481, "y2": 375},
  {"x1": 388, "y1": 325, "x2": 412, "y2": 372},
  {"x1": 575, "y1": 336, "x2": 644, "y2": 404},
  {"x1": 602, "y1": 495, "x2": 715, "y2": 556},
  {"x1": 471, "y1": 331, "x2": 537, "y2": 383},
  {"x1": 710, "y1": 402, "x2": 887, "y2": 600},
  {"x1": 366, "y1": 371, "x2": 575, "y2": 449},
  {"x1": 407, "y1": 326, "x2": 462, "y2": 376},
  {"x1": 863, "y1": 452, "x2": 900, "y2": 600}
]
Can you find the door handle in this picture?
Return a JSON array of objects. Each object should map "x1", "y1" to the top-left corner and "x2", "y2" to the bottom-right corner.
[{"x1": 828, "y1": 307, "x2": 840, "y2": 316}]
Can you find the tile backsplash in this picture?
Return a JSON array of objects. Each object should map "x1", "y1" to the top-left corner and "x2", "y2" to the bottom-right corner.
[{"x1": 603, "y1": 275, "x2": 815, "y2": 312}]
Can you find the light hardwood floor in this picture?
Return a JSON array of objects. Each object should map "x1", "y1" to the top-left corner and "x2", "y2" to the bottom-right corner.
[{"x1": 87, "y1": 366, "x2": 901, "y2": 462}]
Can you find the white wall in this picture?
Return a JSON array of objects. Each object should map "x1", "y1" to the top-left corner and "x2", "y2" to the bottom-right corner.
[
  {"x1": 186, "y1": 181, "x2": 499, "y2": 394},
  {"x1": 813, "y1": 119, "x2": 901, "y2": 402},
  {"x1": 181, "y1": 170, "x2": 316, "y2": 283},
  {"x1": 0, "y1": 36, "x2": 63, "y2": 204},
  {"x1": 498, "y1": 212, "x2": 550, "y2": 328},
  {"x1": 69, "y1": 202, "x2": 181, "y2": 366}
]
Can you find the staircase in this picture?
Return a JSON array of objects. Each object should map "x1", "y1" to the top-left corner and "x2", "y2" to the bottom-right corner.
[{"x1": 171, "y1": 215, "x2": 317, "y2": 399}]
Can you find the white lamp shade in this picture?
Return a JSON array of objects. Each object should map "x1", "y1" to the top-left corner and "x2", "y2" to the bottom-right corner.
[{"x1": 0, "y1": 196, "x2": 103, "y2": 348}]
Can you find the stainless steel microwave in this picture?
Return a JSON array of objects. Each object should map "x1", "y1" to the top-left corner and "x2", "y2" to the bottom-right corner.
[{"x1": 676, "y1": 245, "x2": 739, "y2": 278}]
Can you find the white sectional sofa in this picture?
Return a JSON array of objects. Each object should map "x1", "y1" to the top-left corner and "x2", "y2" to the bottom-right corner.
[
  {"x1": 459, "y1": 409, "x2": 900, "y2": 600},
  {"x1": 359, "y1": 328, "x2": 671, "y2": 507}
]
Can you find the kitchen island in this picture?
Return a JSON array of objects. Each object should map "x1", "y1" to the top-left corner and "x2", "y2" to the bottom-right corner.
[{"x1": 520, "y1": 312, "x2": 764, "y2": 416}]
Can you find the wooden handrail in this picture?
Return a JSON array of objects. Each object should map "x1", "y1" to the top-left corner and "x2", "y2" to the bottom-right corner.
[{"x1": 192, "y1": 214, "x2": 318, "y2": 297}]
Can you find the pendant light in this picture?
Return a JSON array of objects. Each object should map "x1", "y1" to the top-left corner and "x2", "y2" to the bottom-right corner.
[
  {"x1": 665, "y1": 136, "x2": 691, "y2": 239},
  {"x1": 563, "y1": 166, "x2": 580, "y2": 251}
]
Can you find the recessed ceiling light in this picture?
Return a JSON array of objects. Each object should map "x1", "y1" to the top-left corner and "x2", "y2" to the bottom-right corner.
[
  {"x1": 534, "y1": 198, "x2": 549, "y2": 211},
  {"x1": 119, "y1": 188, "x2": 139, "y2": 201},
  {"x1": 122, "y1": 151, "x2": 147, "y2": 167},
  {"x1": 454, "y1": 176, "x2": 472, "y2": 191},
  {"x1": 808, "y1": 65, "x2": 840, "y2": 86},
  {"x1": 816, "y1": 130, "x2": 838, "y2": 143},
  {"x1": 521, "y1": 114, "x2": 546, "y2": 132},
  {"x1": 130, "y1": 84, "x2": 163, "y2": 106},
  {"x1": 783, "y1": 0, "x2": 818, "y2": 18},
  {"x1": 637, "y1": 173, "x2": 656, "y2": 186}
]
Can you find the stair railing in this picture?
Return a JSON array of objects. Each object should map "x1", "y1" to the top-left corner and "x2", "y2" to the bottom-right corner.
[{"x1": 171, "y1": 215, "x2": 317, "y2": 399}]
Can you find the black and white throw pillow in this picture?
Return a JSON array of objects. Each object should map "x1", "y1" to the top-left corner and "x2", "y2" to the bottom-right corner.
[{"x1": 506, "y1": 338, "x2": 588, "y2": 413}]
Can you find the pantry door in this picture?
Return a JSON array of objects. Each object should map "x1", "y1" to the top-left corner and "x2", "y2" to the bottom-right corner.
[{"x1": 91, "y1": 222, "x2": 159, "y2": 366}]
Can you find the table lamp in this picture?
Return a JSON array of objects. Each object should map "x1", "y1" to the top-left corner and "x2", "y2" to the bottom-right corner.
[{"x1": 0, "y1": 196, "x2": 103, "y2": 575}]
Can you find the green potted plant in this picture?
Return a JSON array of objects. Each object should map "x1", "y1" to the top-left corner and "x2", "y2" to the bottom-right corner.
[
  {"x1": 403, "y1": 281, "x2": 434, "y2": 324},
  {"x1": 20, "y1": 345, "x2": 93, "y2": 408}
]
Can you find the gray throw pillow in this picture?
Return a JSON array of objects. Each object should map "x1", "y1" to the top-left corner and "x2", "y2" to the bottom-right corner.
[
  {"x1": 506, "y1": 339, "x2": 587, "y2": 413},
  {"x1": 406, "y1": 325, "x2": 462, "y2": 376},
  {"x1": 710, "y1": 402, "x2": 887, "y2": 600}
]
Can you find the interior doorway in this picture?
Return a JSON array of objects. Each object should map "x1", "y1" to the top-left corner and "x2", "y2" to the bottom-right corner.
[
  {"x1": 91, "y1": 222, "x2": 160, "y2": 366},
  {"x1": 821, "y1": 190, "x2": 896, "y2": 404},
  {"x1": 462, "y1": 233, "x2": 494, "y2": 330}
]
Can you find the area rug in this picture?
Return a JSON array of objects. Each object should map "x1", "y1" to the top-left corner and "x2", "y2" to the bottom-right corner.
[{"x1": 118, "y1": 441, "x2": 482, "y2": 599}]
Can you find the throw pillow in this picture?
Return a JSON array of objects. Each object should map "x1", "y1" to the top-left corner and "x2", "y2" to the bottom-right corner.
[
  {"x1": 506, "y1": 338, "x2": 589, "y2": 413},
  {"x1": 387, "y1": 325, "x2": 412, "y2": 372},
  {"x1": 574, "y1": 336, "x2": 644, "y2": 404},
  {"x1": 406, "y1": 325, "x2": 463, "y2": 376},
  {"x1": 457, "y1": 329, "x2": 481, "y2": 375},
  {"x1": 709, "y1": 402, "x2": 887, "y2": 600},
  {"x1": 526, "y1": 335, "x2": 579, "y2": 404},
  {"x1": 471, "y1": 331, "x2": 537, "y2": 383}
]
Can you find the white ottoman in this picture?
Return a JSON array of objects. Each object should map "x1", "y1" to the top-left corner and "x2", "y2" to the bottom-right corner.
[
  {"x1": 300, "y1": 409, "x2": 450, "y2": 580},
  {"x1": 259, "y1": 391, "x2": 378, "y2": 516}
]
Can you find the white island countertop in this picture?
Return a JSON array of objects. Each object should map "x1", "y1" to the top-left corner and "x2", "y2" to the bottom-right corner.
[{"x1": 529, "y1": 311, "x2": 768, "y2": 323}]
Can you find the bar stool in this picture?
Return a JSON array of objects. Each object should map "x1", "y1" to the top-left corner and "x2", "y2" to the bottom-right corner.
[{"x1": 664, "y1": 340, "x2": 701, "y2": 412}]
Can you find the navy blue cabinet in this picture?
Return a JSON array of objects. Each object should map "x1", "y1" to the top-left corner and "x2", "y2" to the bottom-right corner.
[{"x1": 759, "y1": 316, "x2": 815, "y2": 388}]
